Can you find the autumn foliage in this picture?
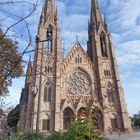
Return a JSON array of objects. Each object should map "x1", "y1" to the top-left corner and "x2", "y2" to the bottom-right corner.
[{"x1": 0, "y1": 28, "x2": 23, "y2": 95}]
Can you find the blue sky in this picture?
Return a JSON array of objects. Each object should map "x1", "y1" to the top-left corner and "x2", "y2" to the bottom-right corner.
[{"x1": 0, "y1": 0, "x2": 140, "y2": 116}]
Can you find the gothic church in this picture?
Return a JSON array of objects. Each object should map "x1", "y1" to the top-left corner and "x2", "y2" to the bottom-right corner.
[{"x1": 18, "y1": 0, "x2": 132, "y2": 132}]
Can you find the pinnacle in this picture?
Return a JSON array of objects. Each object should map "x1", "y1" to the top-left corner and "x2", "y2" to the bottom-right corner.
[
  {"x1": 45, "y1": 0, "x2": 55, "y2": 6},
  {"x1": 39, "y1": 0, "x2": 56, "y2": 25},
  {"x1": 90, "y1": 0, "x2": 103, "y2": 24},
  {"x1": 26, "y1": 58, "x2": 32, "y2": 75}
]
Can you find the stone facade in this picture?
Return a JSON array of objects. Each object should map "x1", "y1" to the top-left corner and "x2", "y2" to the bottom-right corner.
[
  {"x1": 0, "y1": 109, "x2": 7, "y2": 139},
  {"x1": 18, "y1": 0, "x2": 132, "y2": 133}
]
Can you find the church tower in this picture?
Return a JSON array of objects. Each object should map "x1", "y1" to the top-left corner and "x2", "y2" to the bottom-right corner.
[
  {"x1": 18, "y1": 0, "x2": 132, "y2": 133},
  {"x1": 18, "y1": 59, "x2": 33, "y2": 132},
  {"x1": 87, "y1": 0, "x2": 132, "y2": 131},
  {"x1": 31, "y1": 0, "x2": 62, "y2": 132}
]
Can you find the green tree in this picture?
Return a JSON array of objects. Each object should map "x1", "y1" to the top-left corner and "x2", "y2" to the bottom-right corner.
[
  {"x1": 21, "y1": 131, "x2": 46, "y2": 140},
  {"x1": 6, "y1": 131, "x2": 47, "y2": 140},
  {"x1": 64, "y1": 104, "x2": 101, "y2": 140},
  {"x1": 134, "y1": 119, "x2": 140, "y2": 128},
  {"x1": 46, "y1": 104, "x2": 107, "y2": 140},
  {"x1": 0, "y1": 28, "x2": 23, "y2": 95},
  {"x1": 46, "y1": 131, "x2": 64, "y2": 140},
  {"x1": 5, "y1": 104, "x2": 108, "y2": 140}
]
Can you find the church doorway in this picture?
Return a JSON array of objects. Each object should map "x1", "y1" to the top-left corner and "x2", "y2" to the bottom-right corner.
[
  {"x1": 78, "y1": 107, "x2": 86, "y2": 120},
  {"x1": 63, "y1": 107, "x2": 74, "y2": 130},
  {"x1": 78, "y1": 107, "x2": 104, "y2": 130},
  {"x1": 96, "y1": 110, "x2": 104, "y2": 130}
]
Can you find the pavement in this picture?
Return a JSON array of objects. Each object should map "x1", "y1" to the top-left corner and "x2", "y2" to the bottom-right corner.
[{"x1": 106, "y1": 130, "x2": 140, "y2": 140}]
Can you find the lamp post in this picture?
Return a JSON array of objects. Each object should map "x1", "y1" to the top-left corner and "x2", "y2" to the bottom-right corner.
[
  {"x1": 36, "y1": 36, "x2": 43, "y2": 133},
  {"x1": 35, "y1": 36, "x2": 49, "y2": 133},
  {"x1": 35, "y1": 31, "x2": 52, "y2": 132}
]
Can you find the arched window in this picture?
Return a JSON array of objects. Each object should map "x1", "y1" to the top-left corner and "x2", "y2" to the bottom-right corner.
[
  {"x1": 42, "y1": 119, "x2": 50, "y2": 131},
  {"x1": 107, "y1": 90, "x2": 114, "y2": 103},
  {"x1": 49, "y1": 66, "x2": 52, "y2": 73},
  {"x1": 44, "y1": 84, "x2": 51, "y2": 102},
  {"x1": 48, "y1": 87, "x2": 51, "y2": 102},
  {"x1": 45, "y1": 66, "x2": 53, "y2": 74},
  {"x1": 104, "y1": 70, "x2": 107, "y2": 76},
  {"x1": 46, "y1": 25, "x2": 53, "y2": 52},
  {"x1": 100, "y1": 32, "x2": 108, "y2": 57},
  {"x1": 104, "y1": 70, "x2": 111, "y2": 77},
  {"x1": 89, "y1": 107, "x2": 104, "y2": 130},
  {"x1": 79, "y1": 57, "x2": 82, "y2": 63},
  {"x1": 75, "y1": 55, "x2": 82, "y2": 64},
  {"x1": 63, "y1": 107, "x2": 74, "y2": 130},
  {"x1": 78, "y1": 107, "x2": 86, "y2": 119},
  {"x1": 75, "y1": 57, "x2": 78, "y2": 63},
  {"x1": 44, "y1": 86, "x2": 47, "y2": 102},
  {"x1": 111, "y1": 118, "x2": 118, "y2": 129}
]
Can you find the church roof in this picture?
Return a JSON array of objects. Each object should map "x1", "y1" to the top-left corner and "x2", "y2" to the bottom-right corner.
[
  {"x1": 63, "y1": 40, "x2": 93, "y2": 66},
  {"x1": 90, "y1": 0, "x2": 103, "y2": 25},
  {"x1": 20, "y1": 88, "x2": 28, "y2": 104},
  {"x1": 0, "y1": 109, "x2": 6, "y2": 117}
]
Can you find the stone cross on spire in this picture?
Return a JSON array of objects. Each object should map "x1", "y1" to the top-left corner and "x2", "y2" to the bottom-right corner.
[{"x1": 76, "y1": 35, "x2": 79, "y2": 42}]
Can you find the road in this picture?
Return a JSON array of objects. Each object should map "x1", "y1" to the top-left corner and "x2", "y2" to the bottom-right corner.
[{"x1": 107, "y1": 130, "x2": 140, "y2": 140}]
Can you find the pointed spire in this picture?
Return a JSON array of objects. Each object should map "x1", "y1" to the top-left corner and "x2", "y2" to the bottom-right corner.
[
  {"x1": 90, "y1": 0, "x2": 103, "y2": 26},
  {"x1": 25, "y1": 58, "x2": 32, "y2": 84},
  {"x1": 104, "y1": 14, "x2": 108, "y2": 32},
  {"x1": 26, "y1": 57, "x2": 32, "y2": 76},
  {"x1": 40, "y1": 0, "x2": 57, "y2": 25}
]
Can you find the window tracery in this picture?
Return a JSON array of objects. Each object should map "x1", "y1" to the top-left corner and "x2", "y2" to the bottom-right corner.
[
  {"x1": 44, "y1": 84, "x2": 51, "y2": 102},
  {"x1": 46, "y1": 25, "x2": 53, "y2": 52},
  {"x1": 107, "y1": 90, "x2": 114, "y2": 103},
  {"x1": 104, "y1": 70, "x2": 111, "y2": 77},
  {"x1": 68, "y1": 71, "x2": 91, "y2": 94},
  {"x1": 75, "y1": 54, "x2": 82, "y2": 64},
  {"x1": 100, "y1": 32, "x2": 108, "y2": 57}
]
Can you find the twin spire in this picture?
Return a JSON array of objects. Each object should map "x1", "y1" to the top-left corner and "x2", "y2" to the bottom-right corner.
[
  {"x1": 40, "y1": 0, "x2": 57, "y2": 25},
  {"x1": 91, "y1": 0, "x2": 103, "y2": 23},
  {"x1": 40, "y1": 0, "x2": 108, "y2": 31},
  {"x1": 90, "y1": 0, "x2": 108, "y2": 31}
]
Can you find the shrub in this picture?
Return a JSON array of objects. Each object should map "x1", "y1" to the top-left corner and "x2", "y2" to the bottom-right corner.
[
  {"x1": 46, "y1": 104, "x2": 107, "y2": 140},
  {"x1": 46, "y1": 131, "x2": 64, "y2": 140},
  {"x1": 21, "y1": 131, "x2": 46, "y2": 140},
  {"x1": 5, "y1": 131, "x2": 46, "y2": 140}
]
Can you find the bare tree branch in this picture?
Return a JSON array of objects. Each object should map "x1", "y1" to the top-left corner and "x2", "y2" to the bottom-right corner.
[{"x1": 0, "y1": 0, "x2": 39, "y2": 94}]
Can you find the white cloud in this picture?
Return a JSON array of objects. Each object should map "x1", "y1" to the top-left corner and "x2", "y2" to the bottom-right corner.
[
  {"x1": 1, "y1": 0, "x2": 140, "y2": 116},
  {"x1": 123, "y1": 78, "x2": 140, "y2": 116},
  {"x1": 116, "y1": 40, "x2": 140, "y2": 70},
  {"x1": 108, "y1": 0, "x2": 140, "y2": 31},
  {"x1": 62, "y1": 14, "x2": 88, "y2": 32}
]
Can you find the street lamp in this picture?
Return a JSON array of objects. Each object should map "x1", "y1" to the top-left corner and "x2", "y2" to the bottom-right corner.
[
  {"x1": 35, "y1": 26, "x2": 52, "y2": 132},
  {"x1": 35, "y1": 35, "x2": 48, "y2": 133}
]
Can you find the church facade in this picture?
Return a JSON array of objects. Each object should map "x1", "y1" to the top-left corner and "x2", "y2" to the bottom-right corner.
[{"x1": 18, "y1": 0, "x2": 132, "y2": 133}]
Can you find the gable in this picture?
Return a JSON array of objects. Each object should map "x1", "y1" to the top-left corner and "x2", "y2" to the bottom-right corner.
[
  {"x1": 61, "y1": 41, "x2": 93, "y2": 74},
  {"x1": 60, "y1": 41, "x2": 95, "y2": 99}
]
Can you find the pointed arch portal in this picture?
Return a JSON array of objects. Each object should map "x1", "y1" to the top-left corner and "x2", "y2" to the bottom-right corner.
[
  {"x1": 78, "y1": 107, "x2": 104, "y2": 130},
  {"x1": 96, "y1": 110, "x2": 104, "y2": 130},
  {"x1": 63, "y1": 107, "x2": 74, "y2": 130}
]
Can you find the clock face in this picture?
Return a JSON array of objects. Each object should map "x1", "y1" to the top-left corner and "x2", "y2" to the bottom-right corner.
[
  {"x1": 68, "y1": 71, "x2": 91, "y2": 94},
  {"x1": 46, "y1": 55, "x2": 52, "y2": 64},
  {"x1": 106, "y1": 81, "x2": 112, "y2": 90},
  {"x1": 103, "y1": 63, "x2": 110, "y2": 69},
  {"x1": 46, "y1": 59, "x2": 50, "y2": 64}
]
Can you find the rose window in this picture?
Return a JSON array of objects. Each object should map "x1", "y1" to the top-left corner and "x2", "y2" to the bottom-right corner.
[{"x1": 68, "y1": 71, "x2": 91, "y2": 94}]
